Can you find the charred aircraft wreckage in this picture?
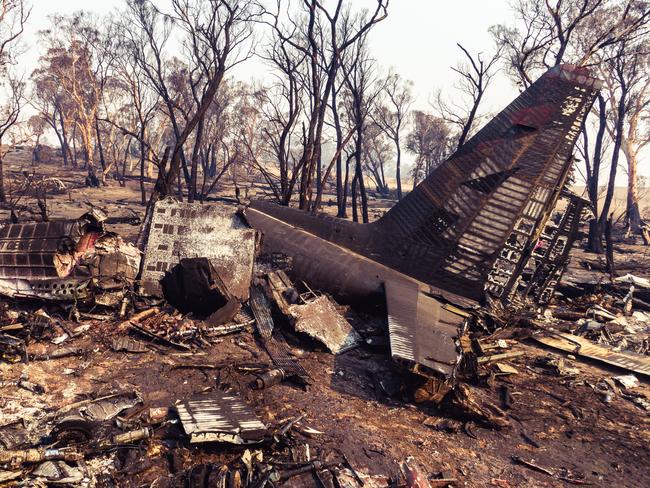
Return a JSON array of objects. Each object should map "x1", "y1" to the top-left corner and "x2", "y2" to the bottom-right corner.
[
  {"x1": 245, "y1": 64, "x2": 601, "y2": 391},
  {"x1": 0, "y1": 209, "x2": 140, "y2": 305},
  {"x1": 0, "y1": 64, "x2": 601, "y2": 401}
]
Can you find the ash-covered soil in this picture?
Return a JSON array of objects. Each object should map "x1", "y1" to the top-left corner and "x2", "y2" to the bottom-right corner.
[{"x1": 1, "y1": 156, "x2": 649, "y2": 487}]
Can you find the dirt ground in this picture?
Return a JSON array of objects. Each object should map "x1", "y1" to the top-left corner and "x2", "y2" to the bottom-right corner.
[{"x1": 0, "y1": 155, "x2": 649, "y2": 487}]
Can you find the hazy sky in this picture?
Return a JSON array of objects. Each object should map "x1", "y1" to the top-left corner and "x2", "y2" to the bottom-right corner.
[
  {"x1": 10, "y1": 0, "x2": 644, "y2": 183},
  {"x1": 19, "y1": 0, "x2": 516, "y2": 110}
]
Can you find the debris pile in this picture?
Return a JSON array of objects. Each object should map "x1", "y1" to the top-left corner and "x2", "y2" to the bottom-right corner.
[
  {"x1": 0, "y1": 209, "x2": 140, "y2": 304},
  {"x1": 0, "y1": 194, "x2": 649, "y2": 486},
  {"x1": 535, "y1": 270, "x2": 650, "y2": 375}
]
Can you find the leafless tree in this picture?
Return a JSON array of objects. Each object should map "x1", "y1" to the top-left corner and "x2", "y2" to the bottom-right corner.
[
  {"x1": 206, "y1": 81, "x2": 260, "y2": 201},
  {"x1": 491, "y1": 0, "x2": 650, "y2": 87},
  {"x1": 123, "y1": 0, "x2": 261, "y2": 205},
  {"x1": 107, "y1": 24, "x2": 163, "y2": 203},
  {"x1": 577, "y1": 93, "x2": 609, "y2": 252},
  {"x1": 0, "y1": 77, "x2": 24, "y2": 202},
  {"x1": 372, "y1": 69, "x2": 413, "y2": 200},
  {"x1": 434, "y1": 43, "x2": 502, "y2": 149},
  {"x1": 255, "y1": 18, "x2": 306, "y2": 204},
  {"x1": 0, "y1": 0, "x2": 30, "y2": 75},
  {"x1": 197, "y1": 80, "x2": 233, "y2": 200},
  {"x1": 265, "y1": 0, "x2": 389, "y2": 212},
  {"x1": 330, "y1": 66, "x2": 348, "y2": 217},
  {"x1": 362, "y1": 122, "x2": 392, "y2": 194},
  {"x1": 0, "y1": 0, "x2": 30, "y2": 203},
  {"x1": 339, "y1": 32, "x2": 382, "y2": 222},
  {"x1": 597, "y1": 39, "x2": 650, "y2": 239},
  {"x1": 406, "y1": 111, "x2": 451, "y2": 188}
]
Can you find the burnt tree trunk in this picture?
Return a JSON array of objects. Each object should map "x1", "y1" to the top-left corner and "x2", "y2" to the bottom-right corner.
[
  {"x1": 188, "y1": 117, "x2": 204, "y2": 203},
  {"x1": 208, "y1": 144, "x2": 217, "y2": 178},
  {"x1": 605, "y1": 215, "x2": 615, "y2": 278},
  {"x1": 71, "y1": 125, "x2": 78, "y2": 169},
  {"x1": 341, "y1": 153, "x2": 351, "y2": 217},
  {"x1": 351, "y1": 172, "x2": 358, "y2": 223},
  {"x1": 597, "y1": 86, "x2": 627, "y2": 251},
  {"x1": 586, "y1": 95, "x2": 608, "y2": 253},
  {"x1": 139, "y1": 130, "x2": 147, "y2": 205},
  {"x1": 94, "y1": 116, "x2": 107, "y2": 185},
  {"x1": 58, "y1": 111, "x2": 73, "y2": 168},
  {"x1": 333, "y1": 88, "x2": 345, "y2": 218},
  {"x1": 353, "y1": 129, "x2": 369, "y2": 223},
  {"x1": 0, "y1": 138, "x2": 6, "y2": 203},
  {"x1": 395, "y1": 140, "x2": 402, "y2": 200},
  {"x1": 622, "y1": 141, "x2": 644, "y2": 234}
]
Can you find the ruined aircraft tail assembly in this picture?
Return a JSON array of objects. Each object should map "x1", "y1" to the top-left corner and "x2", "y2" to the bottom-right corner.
[
  {"x1": 378, "y1": 64, "x2": 601, "y2": 306},
  {"x1": 247, "y1": 64, "x2": 602, "y2": 382}
]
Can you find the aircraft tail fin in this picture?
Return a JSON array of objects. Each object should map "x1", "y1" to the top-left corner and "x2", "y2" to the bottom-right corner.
[{"x1": 377, "y1": 64, "x2": 602, "y2": 299}]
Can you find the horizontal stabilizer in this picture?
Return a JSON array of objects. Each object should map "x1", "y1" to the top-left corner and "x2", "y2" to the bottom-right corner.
[{"x1": 385, "y1": 279, "x2": 468, "y2": 378}]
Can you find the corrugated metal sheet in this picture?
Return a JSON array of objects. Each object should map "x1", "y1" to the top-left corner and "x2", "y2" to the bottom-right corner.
[
  {"x1": 534, "y1": 332, "x2": 650, "y2": 377},
  {"x1": 385, "y1": 279, "x2": 466, "y2": 378},
  {"x1": 176, "y1": 392, "x2": 267, "y2": 444}
]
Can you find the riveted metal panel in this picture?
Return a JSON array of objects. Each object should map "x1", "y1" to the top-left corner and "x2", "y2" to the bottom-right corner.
[{"x1": 140, "y1": 199, "x2": 257, "y2": 300}]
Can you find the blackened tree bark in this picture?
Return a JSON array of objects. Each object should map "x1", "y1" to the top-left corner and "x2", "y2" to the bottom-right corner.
[{"x1": 582, "y1": 94, "x2": 607, "y2": 253}]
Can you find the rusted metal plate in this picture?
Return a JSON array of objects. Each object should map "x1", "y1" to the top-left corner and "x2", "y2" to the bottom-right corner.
[
  {"x1": 176, "y1": 392, "x2": 267, "y2": 444},
  {"x1": 534, "y1": 332, "x2": 650, "y2": 377},
  {"x1": 91, "y1": 235, "x2": 141, "y2": 289},
  {"x1": 140, "y1": 199, "x2": 257, "y2": 300},
  {"x1": 289, "y1": 296, "x2": 361, "y2": 354}
]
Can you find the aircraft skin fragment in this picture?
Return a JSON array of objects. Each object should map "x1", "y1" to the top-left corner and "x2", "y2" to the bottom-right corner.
[
  {"x1": 385, "y1": 279, "x2": 465, "y2": 378},
  {"x1": 289, "y1": 295, "x2": 362, "y2": 354},
  {"x1": 534, "y1": 332, "x2": 650, "y2": 377},
  {"x1": 139, "y1": 199, "x2": 257, "y2": 300},
  {"x1": 176, "y1": 392, "x2": 267, "y2": 444}
]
